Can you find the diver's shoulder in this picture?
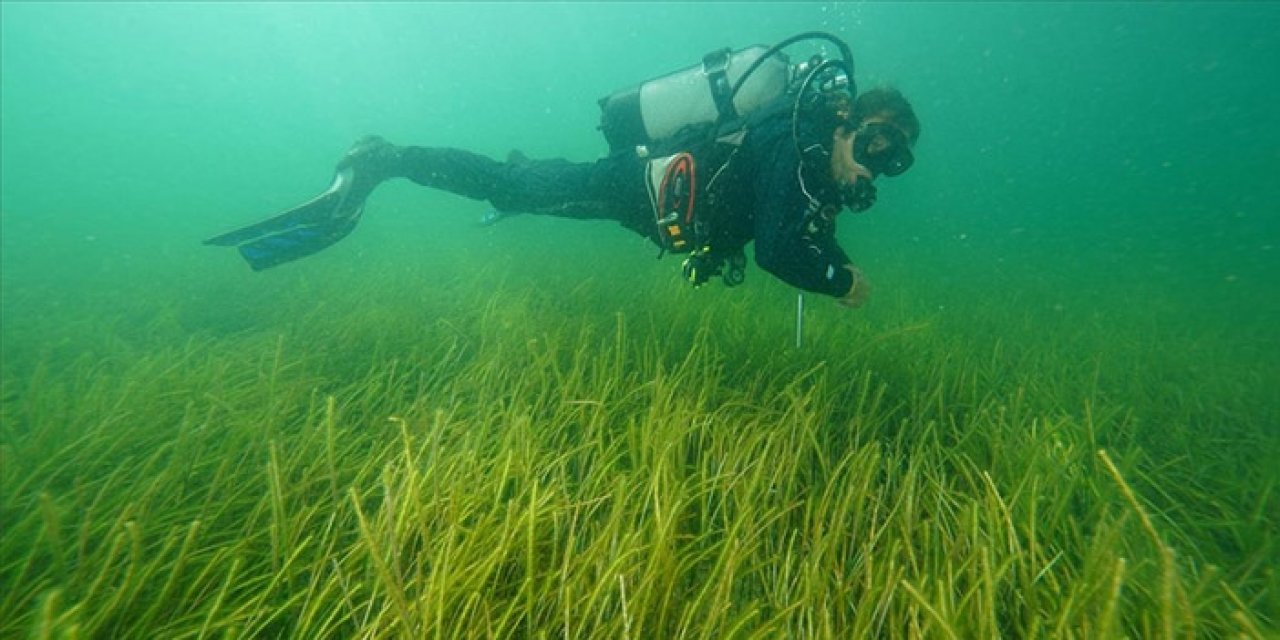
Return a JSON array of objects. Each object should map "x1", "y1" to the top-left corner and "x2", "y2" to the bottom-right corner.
[{"x1": 741, "y1": 103, "x2": 792, "y2": 146}]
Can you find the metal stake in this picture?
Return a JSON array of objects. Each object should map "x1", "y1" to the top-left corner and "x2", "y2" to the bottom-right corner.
[{"x1": 795, "y1": 293, "x2": 804, "y2": 348}]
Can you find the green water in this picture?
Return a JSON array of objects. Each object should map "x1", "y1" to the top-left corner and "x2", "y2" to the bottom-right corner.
[
  {"x1": 3, "y1": 2, "x2": 1276, "y2": 338},
  {"x1": 2, "y1": 2, "x2": 1278, "y2": 636}
]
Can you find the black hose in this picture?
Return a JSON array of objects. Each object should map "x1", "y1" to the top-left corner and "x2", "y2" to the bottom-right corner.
[
  {"x1": 727, "y1": 31, "x2": 854, "y2": 104},
  {"x1": 791, "y1": 57, "x2": 855, "y2": 155}
]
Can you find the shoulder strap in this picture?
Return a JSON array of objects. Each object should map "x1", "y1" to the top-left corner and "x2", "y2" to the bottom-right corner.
[{"x1": 702, "y1": 48, "x2": 740, "y2": 125}]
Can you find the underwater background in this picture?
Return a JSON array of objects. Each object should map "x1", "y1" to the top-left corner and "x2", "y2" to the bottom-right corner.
[{"x1": 3, "y1": 2, "x2": 1278, "y2": 637}]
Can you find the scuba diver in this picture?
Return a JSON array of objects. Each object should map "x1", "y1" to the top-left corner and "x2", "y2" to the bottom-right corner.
[{"x1": 205, "y1": 32, "x2": 919, "y2": 308}]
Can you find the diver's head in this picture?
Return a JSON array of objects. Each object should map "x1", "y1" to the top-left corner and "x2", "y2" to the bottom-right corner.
[
  {"x1": 850, "y1": 87, "x2": 918, "y2": 176},
  {"x1": 829, "y1": 87, "x2": 919, "y2": 211}
]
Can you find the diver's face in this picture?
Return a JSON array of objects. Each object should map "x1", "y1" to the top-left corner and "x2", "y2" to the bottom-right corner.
[{"x1": 830, "y1": 114, "x2": 914, "y2": 212}]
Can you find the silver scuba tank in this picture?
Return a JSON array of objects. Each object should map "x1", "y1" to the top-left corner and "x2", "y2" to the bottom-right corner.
[{"x1": 598, "y1": 45, "x2": 791, "y2": 153}]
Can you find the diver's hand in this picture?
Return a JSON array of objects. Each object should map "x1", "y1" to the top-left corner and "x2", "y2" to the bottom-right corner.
[{"x1": 837, "y1": 264, "x2": 871, "y2": 308}]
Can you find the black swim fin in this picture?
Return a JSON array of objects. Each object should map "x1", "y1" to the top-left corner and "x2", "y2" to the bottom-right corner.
[
  {"x1": 204, "y1": 169, "x2": 364, "y2": 271},
  {"x1": 205, "y1": 136, "x2": 398, "y2": 271}
]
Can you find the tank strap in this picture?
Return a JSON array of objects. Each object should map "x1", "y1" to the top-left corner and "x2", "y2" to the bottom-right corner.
[{"x1": 702, "y1": 48, "x2": 739, "y2": 124}]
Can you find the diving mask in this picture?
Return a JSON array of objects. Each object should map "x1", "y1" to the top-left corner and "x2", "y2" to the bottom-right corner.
[{"x1": 854, "y1": 122, "x2": 914, "y2": 177}]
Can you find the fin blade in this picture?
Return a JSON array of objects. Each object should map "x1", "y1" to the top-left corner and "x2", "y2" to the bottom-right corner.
[
  {"x1": 234, "y1": 210, "x2": 362, "y2": 271},
  {"x1": 204, "y1": 192, "x2": 340, "y2": 246},
  {"x1": 204, "y1": 171, "x2": 350, "y2": 246}
]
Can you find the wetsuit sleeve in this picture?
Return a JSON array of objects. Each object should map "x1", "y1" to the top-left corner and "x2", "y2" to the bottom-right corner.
[{"x1": 751, "y1": 150, "x2": 855, "y2": 297}]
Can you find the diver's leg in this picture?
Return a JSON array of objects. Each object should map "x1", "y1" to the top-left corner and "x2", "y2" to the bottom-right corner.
[
  {"x1": 207, "y1": 138, "x2": 654, "y2": 270},
  {"x1": 336, "y1": 135, "x2": 405, "y2": 203},
  {"x1": 396, "y1": 146, "x2": 651, "y2": 228}
]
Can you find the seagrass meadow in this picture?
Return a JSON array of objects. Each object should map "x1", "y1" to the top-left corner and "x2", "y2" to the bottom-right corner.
[{"x1": 3, "y1": 2, "x2": 1278, "y2": 639}]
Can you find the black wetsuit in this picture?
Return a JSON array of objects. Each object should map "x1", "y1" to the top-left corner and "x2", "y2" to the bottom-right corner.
[{"x1": 394, "y1": 108, "x2": 857, "y2": 297}]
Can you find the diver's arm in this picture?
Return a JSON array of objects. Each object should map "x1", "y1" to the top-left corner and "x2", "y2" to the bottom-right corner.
[
  {"x1": 754, "y1": 225, "x2": 856, "y2": 297},
  {"x1": 751, "y1": 156, "x2": 857, "y2": 297}
]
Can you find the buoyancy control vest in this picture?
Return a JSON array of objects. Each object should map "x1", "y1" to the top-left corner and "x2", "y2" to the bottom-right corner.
[{"x1": 596, "y1": 32, "x2": 857, "y2": 287}]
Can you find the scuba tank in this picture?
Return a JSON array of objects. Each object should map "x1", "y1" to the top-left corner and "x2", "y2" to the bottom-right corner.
[
  {"x1": 598, "y1": 32, "x2": 856, "y2": 154},
  {"x1": 598, "y1": 46, "x2": 790, "y2": 153}
]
